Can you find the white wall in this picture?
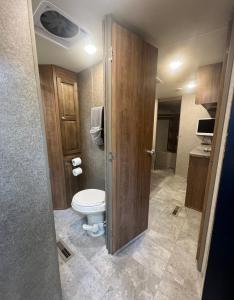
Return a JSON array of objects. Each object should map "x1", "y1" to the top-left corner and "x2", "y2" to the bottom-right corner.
[{"x1": 176, "y1": 94, "x2": 210, "y2": 178}]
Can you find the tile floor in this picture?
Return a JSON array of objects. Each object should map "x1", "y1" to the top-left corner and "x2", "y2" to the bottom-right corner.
[{"x1": 54, "y1": 169, "x2": 203, "y2": 300}]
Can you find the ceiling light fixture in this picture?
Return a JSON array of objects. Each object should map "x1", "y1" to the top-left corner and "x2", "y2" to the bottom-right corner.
[
  {"x1": 84, "y1": 44, "x2": 97, "y2": 55},
  {"x1": 169, "y1": 60, "x2": 182, "y2": 71},
  {"x1": 186, "y1": 81, "x2": 197, "y2": 90}
]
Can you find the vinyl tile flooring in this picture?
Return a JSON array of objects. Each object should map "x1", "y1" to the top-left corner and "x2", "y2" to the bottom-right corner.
[{"x1": 54, "y1": 169, "x2": 203, "y2": 300}]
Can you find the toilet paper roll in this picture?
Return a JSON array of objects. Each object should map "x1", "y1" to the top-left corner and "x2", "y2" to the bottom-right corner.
[
  {"x1": 72, "y1": 167, "x2": 83, "y2": 177},
  {"x1": 72, "y1": 157, "x2": 82, "y2": 167}
]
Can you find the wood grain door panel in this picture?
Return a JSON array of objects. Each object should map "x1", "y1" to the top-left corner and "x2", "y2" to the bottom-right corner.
[
  {"x1": 60, "y1": 121, "x2": 80, "y2": 155},
  {"x1": 196, "y1": 63, "x2": 222, "y2": 105},
  {"x1": 39, "y1": 65, "x2": 67, "y2": 209},
  {"x1": 138, "y1": 42, "x2": 158, "y2": 233},
  {"x1": 58, "y1": 80, "x2": 77, "y2": 118},
  {"x1": 57, "y1": 77, "x2": 80, "y2": 155},
  {"x1": 39, "y1": 65, "x2": 81, "y2": 209},
  {"x1": 185, "y1": 156, "x2": 209, "y2": 212},
  {"x1": 109, "y1": 21, "x2": 157, "y2": 253}
]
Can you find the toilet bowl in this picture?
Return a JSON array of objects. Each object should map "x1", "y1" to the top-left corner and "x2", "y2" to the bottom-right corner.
[{"x1": 71, "y1": 189, "x2": 105, "y2": 237}]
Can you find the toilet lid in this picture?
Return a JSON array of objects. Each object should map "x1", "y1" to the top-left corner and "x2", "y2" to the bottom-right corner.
[{"x1": 72, "y1": 189, "x2": 105, "y2": 207}]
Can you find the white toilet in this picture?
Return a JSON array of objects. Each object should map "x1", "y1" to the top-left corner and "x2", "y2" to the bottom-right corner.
[{"x1": 71, "y1": 189, "x2": 105, "y2": 237}]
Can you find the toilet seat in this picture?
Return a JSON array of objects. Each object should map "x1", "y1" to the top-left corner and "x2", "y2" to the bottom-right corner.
[{"x1": 71, "y1": 189, "x2": 105, "y2": 214}]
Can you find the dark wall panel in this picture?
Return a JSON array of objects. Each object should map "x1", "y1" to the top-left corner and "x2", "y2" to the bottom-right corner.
[{"x1": 202, "y1": 95, "x2": 234, "y2": 300}]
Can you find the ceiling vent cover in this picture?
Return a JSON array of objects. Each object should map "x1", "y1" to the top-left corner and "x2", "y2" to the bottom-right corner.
[{"x1": 33, "y1": 1, "x2": 88, "y2": 48}]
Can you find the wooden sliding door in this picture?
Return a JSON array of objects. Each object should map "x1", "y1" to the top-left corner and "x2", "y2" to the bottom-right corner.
[{"x1": 104, "y1": 17, "x2": 158, "y2": 253}]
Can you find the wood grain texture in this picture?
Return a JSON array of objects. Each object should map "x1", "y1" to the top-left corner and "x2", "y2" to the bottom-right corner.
[
  {"x1": 196, "y1": 63, "x2": 222, "y2": 105},
  {"x1": 39, "y1": 65, "x2": 81, "y2": 209},
  {"x1": 39, "y1": 65, "x2": 66, "y2": 209},
  {"x1": 56, "y1": 70, "x2": 81, "y2": 156},
  {"x1": 185, "y1": 155, "x2": 209, "y2": 212},
  {"x1": 111, "y1": 21, "x2": 157, "y2": 252},
  {"x1": 138, "y1": 42, "x2": 158, "y2": 234}
]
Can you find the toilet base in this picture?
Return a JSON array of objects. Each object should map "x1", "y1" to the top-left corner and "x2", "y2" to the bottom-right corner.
[{"x1": 83, "y1": 213, "x2": 105, "y2": 237}]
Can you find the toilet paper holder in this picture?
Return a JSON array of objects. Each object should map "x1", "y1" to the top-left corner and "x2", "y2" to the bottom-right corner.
[
  {"x1": 72, "y1": 167, "x2": 83, "y2": 177},
  {"x1": 71, "y1": 157, "x2": 82, "y2": 167}
]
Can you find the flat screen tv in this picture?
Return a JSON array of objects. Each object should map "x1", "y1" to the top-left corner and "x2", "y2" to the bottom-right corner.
[{"x1": 196, "y1": 118, "x2": 215, "y2": 136}]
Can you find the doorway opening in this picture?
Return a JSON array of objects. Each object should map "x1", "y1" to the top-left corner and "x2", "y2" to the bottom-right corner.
[
  {"x1": 147, "y1": 18, "x2": 233, "y2": 300},
  {"x1": 31, "y1": 1, "x2": 108, "y2": 298},
  {"x1": 155, "y1": 98, "x2": 181, "y2": 173}
]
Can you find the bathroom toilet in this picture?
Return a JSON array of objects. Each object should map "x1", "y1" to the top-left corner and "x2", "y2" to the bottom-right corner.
[{"x1": 71, "y1": 189, "x2": 105, "y2": 237}]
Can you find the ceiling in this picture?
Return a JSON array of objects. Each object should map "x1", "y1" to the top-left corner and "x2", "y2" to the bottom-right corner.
[{"x1": 32, "y1": 0, "x2": 233, "y2": 98}]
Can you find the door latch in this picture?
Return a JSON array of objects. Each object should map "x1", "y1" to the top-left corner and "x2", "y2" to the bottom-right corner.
[
  {"x1": 108, "y1": 152, "x2": 114, "y2": 162},
  {"x1": 146, "y1": 149, "x2": 155, "y2": 156},
  {"x1": 108, "y1": 46, "x2": 113, "y2": 62}
]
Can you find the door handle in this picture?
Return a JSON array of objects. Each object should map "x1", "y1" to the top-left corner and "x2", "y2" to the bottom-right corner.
[{"x1": 146, "y1": 149, "x2": 155, "y2": 156}]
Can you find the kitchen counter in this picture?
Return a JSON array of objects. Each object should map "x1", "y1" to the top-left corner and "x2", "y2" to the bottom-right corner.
[{"x1": 190, "y1": 146, "x2": 211, "y2": 158}]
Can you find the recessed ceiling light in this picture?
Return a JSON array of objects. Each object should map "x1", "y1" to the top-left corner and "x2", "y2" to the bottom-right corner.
[
  {"x1": 84, "y1": 44, "x2": 97, "y2": 55},
  {"x1": 186, "y1": 81, "x2": 197, "y2": 90},
  {"x1": 169, "y1": 60, "x2": 182, "y2": 71}
]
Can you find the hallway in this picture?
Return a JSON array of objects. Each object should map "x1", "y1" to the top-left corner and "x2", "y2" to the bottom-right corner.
[{"x1": 54, "y1": 170, "x2": 202, "y2": 300}]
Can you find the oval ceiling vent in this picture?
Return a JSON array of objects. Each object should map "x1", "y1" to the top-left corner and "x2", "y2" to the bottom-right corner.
[
  {"x1": 33, "y1": 1, "x2": 89, "y2": 48},
  {"x1": 40, "y1": 10, "x2": 79, "y2": 38}
]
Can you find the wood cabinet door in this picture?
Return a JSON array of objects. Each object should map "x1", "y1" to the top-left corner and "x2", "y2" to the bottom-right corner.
[
  {"x1": 104, "y1": 17, "x2": 157, "y2": 253},
  {"x1": 185, "y1": 156, "x2": 209, "y2": 212},
  {"x1": 196, "y1": 63, "x2": 222, "y2": 105},
  {"x1": 57, "y1": 77, "x2": 80, "y2": 155},
  {"x1": 39, "y1": 65, "x2": 67, "y2": 209}
]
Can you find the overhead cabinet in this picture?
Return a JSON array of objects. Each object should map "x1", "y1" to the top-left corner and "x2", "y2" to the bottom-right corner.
[
  {"x1": 196, "y1": 62, "x2": 222, "y2": 106},
  {"x1": 57, "y1": 76, "x2": 80, "y2": 155},
  {"x1": 39, "y1": 65, "x2": 81, "y2": 209}
]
